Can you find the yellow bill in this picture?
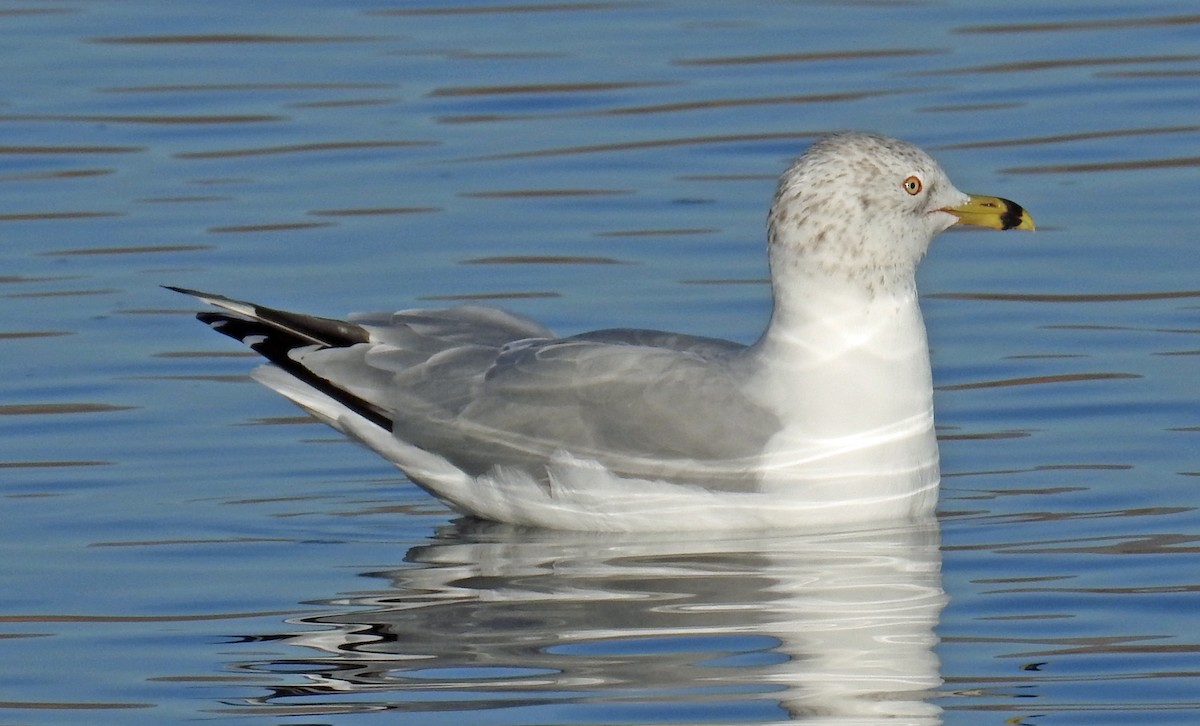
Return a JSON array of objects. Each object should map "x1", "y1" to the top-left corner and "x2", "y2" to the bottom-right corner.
[{"x1": 944, "y1": 194, "x2": 1035, "y2": 231}]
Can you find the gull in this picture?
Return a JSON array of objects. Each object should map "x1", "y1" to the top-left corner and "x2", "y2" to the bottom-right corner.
[{"x1": 170, "y1": 132, "x2": 1032, "y2": 532}]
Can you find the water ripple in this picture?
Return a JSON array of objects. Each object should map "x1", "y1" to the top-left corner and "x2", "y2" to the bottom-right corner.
[
  {"x1": 955, "y1": 13, "x2": 1200, "y2": 34},
  {"x1": 174, "y1": 140, "x2": 436, "y2": 159}
]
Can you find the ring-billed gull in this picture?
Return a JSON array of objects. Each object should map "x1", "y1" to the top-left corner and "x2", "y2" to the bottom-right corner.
[{"x1": 171, "y1": 132, "x2": 1033, "y2": 531}]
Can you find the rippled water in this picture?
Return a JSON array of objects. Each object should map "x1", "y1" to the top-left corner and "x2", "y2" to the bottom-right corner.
[{"x1": 2, "y1": 1, "x2": 1198, "y2": 724}]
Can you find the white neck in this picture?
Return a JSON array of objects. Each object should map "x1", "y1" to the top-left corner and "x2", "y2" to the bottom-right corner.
[
  {"x1": 750, "y1": 262, "x2": 933, "y2": 417},
  {"x1": 742, "y1": 264, "x2": 939, "y2": 508}
]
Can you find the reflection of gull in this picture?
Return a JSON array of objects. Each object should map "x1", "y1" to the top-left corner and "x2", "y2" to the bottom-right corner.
[
  {"x1": 232, "y1": 521, "x2": 946, "y2": 723},
  {"x1": 172, "y1": 132, "x2": 1032, "y2": 531}
]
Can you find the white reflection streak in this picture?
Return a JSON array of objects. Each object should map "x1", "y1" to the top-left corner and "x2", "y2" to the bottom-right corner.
[
  {"x1": 269, "y1": 522, "x2": 945, "y2": 724},
  {"x1": 763, "y1": 527, "x2": 946, "y2": 723}
]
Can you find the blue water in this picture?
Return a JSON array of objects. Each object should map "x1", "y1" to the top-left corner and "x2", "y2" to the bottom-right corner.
[{"x1": 2, "y1": 1, "x2": 1198, "y2": 723}]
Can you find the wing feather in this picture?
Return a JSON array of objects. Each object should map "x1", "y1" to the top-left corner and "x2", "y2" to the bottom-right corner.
[{"x1": 173, "y1": 287, "x2": 780, "y2": 489}]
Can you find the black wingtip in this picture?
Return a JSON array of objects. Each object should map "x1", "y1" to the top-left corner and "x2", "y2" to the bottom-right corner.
[
  {"x1": 164, "y1": 285, "x2": 242, "y2": 307},
  {"x1": 167, "y1": 286, "x2": 370, "y2": 348},
  {"x1": 195, "y1": 311, "x2": 251, "y2": 340},
  {"x1": 164, "y1": 284, "x2": 203, "y2": 297},
  {"x1": 192, "y1": 311, "x2": 394, "y2": 431}
]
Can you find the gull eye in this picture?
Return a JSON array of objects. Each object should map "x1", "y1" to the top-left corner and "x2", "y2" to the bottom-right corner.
[{"x1": 902, "y1": 175, "x2": 923, "y2": 196}]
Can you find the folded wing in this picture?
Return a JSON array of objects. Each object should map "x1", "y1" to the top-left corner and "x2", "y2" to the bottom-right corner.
[{"x1": 173, "y1": 288, "x2": 780, "y2": 489}]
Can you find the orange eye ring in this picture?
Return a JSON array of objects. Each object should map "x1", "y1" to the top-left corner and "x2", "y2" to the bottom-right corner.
[{"x1": 902, "y1": 175, "x2": 922, "y2": 195}]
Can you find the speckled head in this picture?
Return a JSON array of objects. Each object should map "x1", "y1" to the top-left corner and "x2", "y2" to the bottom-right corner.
[{"x1": 767, "y1": 132, "x2": 972, "y2": 285}]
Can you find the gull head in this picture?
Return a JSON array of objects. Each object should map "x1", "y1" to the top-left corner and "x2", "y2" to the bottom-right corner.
[{"x1": 767, "y1": 132, "x2": 1032, "y2": 287}]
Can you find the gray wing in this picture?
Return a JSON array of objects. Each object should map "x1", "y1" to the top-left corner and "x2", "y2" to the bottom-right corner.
[
  {"x1": 367, "y1": 325, "x2": 782, "y2": 485},
  {"x1": 176, "y1": 288, "x2": 780, "y2": 488},
  {"x1": 350, "y1": 304, "x2": 555, "y2": 348}
]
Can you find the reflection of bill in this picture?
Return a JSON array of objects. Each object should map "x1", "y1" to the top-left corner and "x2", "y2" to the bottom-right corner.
[{"x1": 239, "y1": 521, "x2": 945, "y2": 724}]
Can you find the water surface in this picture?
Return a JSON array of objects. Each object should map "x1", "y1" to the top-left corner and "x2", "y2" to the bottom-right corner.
[{"x1": 1, "y1": 1, "x2": 1198, "y2": 724}]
